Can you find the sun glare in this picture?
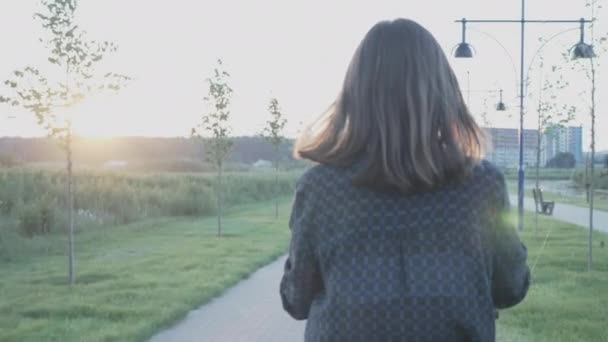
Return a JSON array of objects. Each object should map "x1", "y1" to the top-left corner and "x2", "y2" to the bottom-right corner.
[
  {"x1": 71, "y1": 113, "x2": 114, "y2": 138},
  {"x1": 68, "y1": 95, "x2": 143, "y2": 138},
  {"x1": 62, "y1": 101, "x2": 112, "y2": 138}
]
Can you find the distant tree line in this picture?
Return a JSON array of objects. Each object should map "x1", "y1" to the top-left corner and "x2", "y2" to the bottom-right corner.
[
  {"x1": 0, "y1": 136, "x2": 299, "y2": 166},
  {"x1": 546, "y1": 152, "x2": 577, "y2": 169}
]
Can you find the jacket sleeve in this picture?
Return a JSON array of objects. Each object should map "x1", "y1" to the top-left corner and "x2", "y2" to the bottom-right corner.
[
  {"x1": 490, "y1": 174, "x2": 531, "y2": 309},
  {"x1": 280, "y1": 179, "x2": 323, "y2": 320}
]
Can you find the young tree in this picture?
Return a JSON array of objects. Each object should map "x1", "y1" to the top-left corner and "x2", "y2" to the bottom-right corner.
[
  {"x1": 479, "y1": 96, "x2": 492, "y2": 127},
  {"x1": 192, "y1": 59, "x2": 233, "y2": 237},
  {"x1": 262, "y1": 97, "x2": 287, "y2": 219},
  {"x1": 586, "y1": 50, "x2": 598, "y2": 271},
  {"x1": 529, "y1": 57, "x2": 576, "y2": 234},
  {"x1": 566, "y1": 0, "x2": 607, "y2": 270},
  {"x1": 0, "y1": 0, "x2": 129, "y2": 285}
]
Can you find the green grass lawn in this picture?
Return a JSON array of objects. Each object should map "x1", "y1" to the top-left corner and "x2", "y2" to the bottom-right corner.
[
  {"x1": 1, "y1": 197, "x2": 606, "y2": 342},
  {"x1": 496, "y1": 213, "x2": 608, "y2": 342},
  {"x1": 541, "y1": 190, "x2": 608, "y2": 212},
  {"x1": 503, "y1": 168, "x2": 579, "y2": 181},
  {"x1": 0, "y1": 199, "x2": 292, "y2": 342}
]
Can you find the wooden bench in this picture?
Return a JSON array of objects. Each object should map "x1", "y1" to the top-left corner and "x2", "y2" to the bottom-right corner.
[{"x1": 532, "y1": 188, "x2": 555, "y2": 215}]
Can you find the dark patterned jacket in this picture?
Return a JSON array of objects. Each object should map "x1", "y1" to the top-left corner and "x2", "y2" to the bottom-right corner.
[{"x1": 280, "y1": 160, "x2": 530, "y2": 342}]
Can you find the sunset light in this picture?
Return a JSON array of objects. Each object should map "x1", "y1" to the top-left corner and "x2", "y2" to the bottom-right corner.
[{"x1": 1, "y1": 1, "x2": 607, "y2": 341}]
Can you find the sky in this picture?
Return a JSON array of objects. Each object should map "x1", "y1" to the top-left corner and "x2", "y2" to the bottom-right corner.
[{"x1": 0, "y1": 0, "x2": 607, "y2": 150}]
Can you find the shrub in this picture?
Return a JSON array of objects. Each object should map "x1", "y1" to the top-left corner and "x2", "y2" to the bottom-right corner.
[{"x1": 17, "y1": 198, "x2": 55, "y2": 237}]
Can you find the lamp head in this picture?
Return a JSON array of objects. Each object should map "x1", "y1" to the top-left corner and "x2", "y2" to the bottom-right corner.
[
  {"x1": 571, "y1": 42, "x2": 595, "y2": 59},
  {"x1": 454, "y1": 42, "x2": 474, "y2": 58}
]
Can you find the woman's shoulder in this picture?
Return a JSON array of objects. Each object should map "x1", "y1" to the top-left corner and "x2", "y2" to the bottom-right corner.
[
  {"x1": 296, "y1": 160, "x2": 507, "y2": 197},
  {"x1": 296, "y1": 163, "x2": 351, "y2": 191},
  {"x1": 298, "y1": 159, "x2": 505, "y2": 183},
  {"x1": 471, "y1": 159, "x2": 506, "y2": 184},
  {"x1": 465, "y1": 160, "x2": 509, "y2": 204}
]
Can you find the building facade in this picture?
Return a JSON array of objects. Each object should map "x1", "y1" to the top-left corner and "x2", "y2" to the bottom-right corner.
[
  {"x1": 483, "y1": 126, "x2": 583, "y2": 169},
  {"x1": 541, "y1": 126, "x2": 583, "y2": 165},
  {"x1": 484, "y1": 128, "x2": 538, "y2": 168}
]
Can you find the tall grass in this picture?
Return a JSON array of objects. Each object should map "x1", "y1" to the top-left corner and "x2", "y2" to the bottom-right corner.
[
  {"x1": 0, "y1": 169, "x2": 301, "y2": 261},
  {"x1": 571, "y1": 169, "x2": 608, "y2": 190}
]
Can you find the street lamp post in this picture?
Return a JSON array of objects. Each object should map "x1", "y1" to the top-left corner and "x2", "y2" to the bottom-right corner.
[{"x1": 453, "y1": 0, "x2": 594, "y2": 232}]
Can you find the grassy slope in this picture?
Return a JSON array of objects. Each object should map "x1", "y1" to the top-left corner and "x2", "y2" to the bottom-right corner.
[
  {"x1": 507, "y1": 183, "x2": 608, "y2": 212},
  {"x1": 541, "y1": 190, "x2": 608, "y2": 212},
  {"x1": 497, "y1": 213, "x2": 608, "y2": 342},
  {"x1": 0, "y1": 199, "x2": 291, "y2": 342}
]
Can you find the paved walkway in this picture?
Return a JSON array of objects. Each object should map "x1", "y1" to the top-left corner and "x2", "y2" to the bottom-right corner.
[
  {"x1": 148, "y1": 255, "x2": 305, "y2": 342},
  {"x1": 150, "y1": 200, "x2": 606, "y2": 342},
  {"x1": 510, "y1": 195, "x2": 608, "y2": 233}
]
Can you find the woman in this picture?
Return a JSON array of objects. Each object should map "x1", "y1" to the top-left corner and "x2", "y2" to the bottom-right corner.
[{"x1": 280, "y1": 19, "x2": 530, "y2": 342}]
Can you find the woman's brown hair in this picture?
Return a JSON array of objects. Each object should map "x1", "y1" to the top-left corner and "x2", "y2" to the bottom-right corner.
[{"x1": 295, "y1": 18, "x2": 485, "y2": 193}]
